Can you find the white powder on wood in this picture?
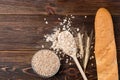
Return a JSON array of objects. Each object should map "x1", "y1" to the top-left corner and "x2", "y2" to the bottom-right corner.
[
  {"x1": 58, "y1": 18, "x2": 61, "y2": 20},
  {"x1": 69, "y1": 62, "x2": 72, "y2": 65},
  {"x1": 90, "y1": 56, "x2": 94, "y2": 60},
  {"x1": 41, "y1": 45, "x2": 44, "y2": 48},
  {"x1": 71, "y1": 15, "x2": 75, "y2": 19},
  {"x1": 91, "y1": 63, "x2": 94, "y2": 66},
  {"x1": 43, "y1": 15, "x2": 92, "y2": 69},
  {"x1": 45, "y1": 21, "x2": 48, "y2": 24},
  {"x1": 65, "y1": 59, "x2": 69, "y2": 63},
  {"x1": 59, "y1": 22, "x2": 63, "y2": 25},
  {"x1": 44, "y1": 16, "x2": 78, "y2": 64},
  {"x1": 85, "y1": 16, "x2": 87, "y2": 18},
  {"x1": 44, "y1": 18, "x2": 46, "y2": 21},
  {"x1": 31, "y1": 50, "x2": 60, "y2": 78},
  {"x1": 76, "y1": 28, "x2": 80, "y2": 31}
]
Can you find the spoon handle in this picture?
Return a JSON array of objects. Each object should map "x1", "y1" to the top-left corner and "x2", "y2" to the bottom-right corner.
[{"x1": 72, "y1": 56, "x2": 88, "y2": 80}]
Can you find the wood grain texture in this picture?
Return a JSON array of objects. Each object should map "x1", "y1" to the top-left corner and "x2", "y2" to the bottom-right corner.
[
  {"x1": 0, "y1": 14, "x2": 94, "y2": 50},
  {"x1": 0, "y1": 0, "x2": 119, "y2": 15},
  {"x1": 0, "y1": 0, "x2": 119, "y2": 80},
  {"x1": 0, "y1": 51, "x2": 97, "y2": 80}
]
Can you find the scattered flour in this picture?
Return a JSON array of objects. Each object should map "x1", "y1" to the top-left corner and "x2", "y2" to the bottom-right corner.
[
  {"x1": 45, "y1": 21, "x2": 48, "y2": 24},
  {"x1": 44, "y1": 16, "x2": 78, "y2": 65},
  {"x1": 85, "y1": 16, "x2": 87, "y2": 18},
  {"x1": 41, "y1": 45, "x2": 45, "y2": 48},
  {"x1": 43, "y1": 15, "x2": 92, "y2": 68}
]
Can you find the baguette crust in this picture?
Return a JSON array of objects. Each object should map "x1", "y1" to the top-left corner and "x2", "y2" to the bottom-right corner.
[{"x1": 95, "y1": 8, "x2": 119, "y2": 80}]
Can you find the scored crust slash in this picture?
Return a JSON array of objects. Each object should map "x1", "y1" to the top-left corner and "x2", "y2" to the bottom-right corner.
[{"x1": 95, "y1": 8, "x2": 119, "y2": 80}]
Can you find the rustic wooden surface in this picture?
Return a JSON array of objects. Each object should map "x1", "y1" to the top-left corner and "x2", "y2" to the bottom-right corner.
[{"x1": 0, "y1": 0, "x2": 120, "y2": 80}]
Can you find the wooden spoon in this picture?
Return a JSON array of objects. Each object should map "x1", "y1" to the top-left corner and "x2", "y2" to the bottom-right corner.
[
  {"x1": 58, "y1": 31, "x2": 88, "y2": 80},
  {"x1": 95, "y1": 8, "x2": 119, "y2": 80}
]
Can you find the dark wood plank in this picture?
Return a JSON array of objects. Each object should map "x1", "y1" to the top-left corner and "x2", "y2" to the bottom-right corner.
[
  {"x1": 0, "y1": 15, "x2": 93, "y2": 50},
  {"x1": 0, "y1": 14, "x2": 61, "y2": 50},
  {"x1": 0, "y1": 51, "x2": 35, "y2": 63},
  {"x1": 0, "y1": 51, "x2": 97, "y2": 80},
  {"x1": 0, "y1": 50, "x2": 119, "y2": 80},
  {"x1": 0, "y1": 0, "x2": 120, "y2": 15}
]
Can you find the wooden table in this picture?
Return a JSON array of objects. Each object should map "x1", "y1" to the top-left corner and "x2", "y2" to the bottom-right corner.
[{"x1": 0, "y1": 0, "x2": 120, "y2": 80}]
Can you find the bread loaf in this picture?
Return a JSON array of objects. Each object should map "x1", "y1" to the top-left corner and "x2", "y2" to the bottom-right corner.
[{"x1": 95, "y1": 8, "x2": 119, "y2": 80}]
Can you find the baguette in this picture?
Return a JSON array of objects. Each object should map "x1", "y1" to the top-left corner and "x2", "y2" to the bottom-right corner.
[{"x1": 95, "y1": 8, "x2": 119, "y2": 80}]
